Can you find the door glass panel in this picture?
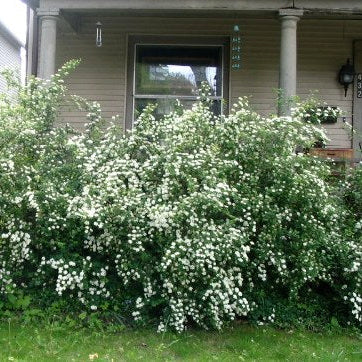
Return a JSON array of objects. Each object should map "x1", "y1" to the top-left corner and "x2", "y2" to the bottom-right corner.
[
  {"x1": 135, "y1": 46, "x2": 222, "y2": 97},
  {"x1": 135, "y1": 98, "x2": 222, "y2": 121}
]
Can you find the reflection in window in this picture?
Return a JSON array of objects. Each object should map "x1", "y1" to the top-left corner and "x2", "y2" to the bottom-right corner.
[{"x1": 133, "y1": 45, "x2": 223, "y2": 120}]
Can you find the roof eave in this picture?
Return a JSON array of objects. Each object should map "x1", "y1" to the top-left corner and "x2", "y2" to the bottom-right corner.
[
  {"x1": 20, "y1": 0, "x2": 39, "y2": 9},
  {"x1": 0, "y1": 20, "x2": 24, "y2": 49}
]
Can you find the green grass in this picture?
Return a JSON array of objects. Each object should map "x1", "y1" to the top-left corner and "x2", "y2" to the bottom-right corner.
[{"x1": 0, "y1": 321, "x2": 361, "y2": 361}]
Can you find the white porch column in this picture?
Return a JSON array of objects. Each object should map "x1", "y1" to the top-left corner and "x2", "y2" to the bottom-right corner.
[
  {"x1": 37, "y1": 9, "x2": 59, "y2": 79},
  {"x1": 278, "y1": 8, "x2": 303, "y2": 116}
]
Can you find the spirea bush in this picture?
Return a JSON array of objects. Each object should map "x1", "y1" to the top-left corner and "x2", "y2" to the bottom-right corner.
[{"x1": 0, "y1": 62, "x2": 361, "y2": 331}]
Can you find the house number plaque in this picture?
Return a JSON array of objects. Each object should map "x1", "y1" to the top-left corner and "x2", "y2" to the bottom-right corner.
[
  {"x1": 231, "y1": 25, "x2": 241, "y2": 70},
  {"x1": 357, "y1": 74, "x2": 362, "y2": 98}
]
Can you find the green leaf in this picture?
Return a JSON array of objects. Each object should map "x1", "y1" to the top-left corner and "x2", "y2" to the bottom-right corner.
[
  {"x1": 330, "y1": 317, "x2": 340, "y2": 328},
  {"x1": 79, "y1": 312, "x2": 87, "y2": 320}
]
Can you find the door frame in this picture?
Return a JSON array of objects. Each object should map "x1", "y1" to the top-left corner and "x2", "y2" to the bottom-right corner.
[{"x1": 353, "y1": 40, "x2": 362, "y2": 161}]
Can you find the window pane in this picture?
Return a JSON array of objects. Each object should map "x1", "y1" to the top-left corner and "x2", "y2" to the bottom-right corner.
[
  {"x1": 135, "y1": 46, "x2": 222, "y2": 97},
  {"x1": 134, "y1": 98, "x2": 222, "y2": 121}
]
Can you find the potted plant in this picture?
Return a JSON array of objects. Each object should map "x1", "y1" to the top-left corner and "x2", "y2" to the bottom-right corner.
[{"x1": 291, "y1": 97, "x2": 343, "y2": 148}]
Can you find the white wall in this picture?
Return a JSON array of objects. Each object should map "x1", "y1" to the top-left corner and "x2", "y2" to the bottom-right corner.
[{"x1": 0, "y1": 31, "x2": 22, "y2": 95}]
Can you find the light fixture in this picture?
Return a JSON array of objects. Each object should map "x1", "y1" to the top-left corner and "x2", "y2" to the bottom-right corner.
[
  {"x1": 96, "y1": 21, "x2": 102, "y2": 47},
  {"x1": 338, "y1": 58, "x2": 355, "y2": 97}
]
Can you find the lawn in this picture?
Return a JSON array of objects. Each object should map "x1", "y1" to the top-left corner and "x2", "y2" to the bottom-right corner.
[{"x1": 0, "y1": 321, "x2": 361, "y2": 361}]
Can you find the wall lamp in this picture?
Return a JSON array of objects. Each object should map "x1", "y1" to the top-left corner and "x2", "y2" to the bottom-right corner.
[
  {"x1": 96, "y1": 21, "x2": 102, "y2": 47},
  {"x1": 338, "y1": 58, "x2": 355, "y2": 97}
]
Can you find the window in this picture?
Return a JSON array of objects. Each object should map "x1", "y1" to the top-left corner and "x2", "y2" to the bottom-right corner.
[{"x1": 126, "y1": 36, "x2": 229, "y2": 128}]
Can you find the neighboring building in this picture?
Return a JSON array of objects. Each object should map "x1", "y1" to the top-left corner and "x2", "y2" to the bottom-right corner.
[
  {"x1": 24, "y1": 0, "x2": 362, "y2": 160},
  {"x1": 0, "y1": 20, "x2": 23, "y2": 94}
]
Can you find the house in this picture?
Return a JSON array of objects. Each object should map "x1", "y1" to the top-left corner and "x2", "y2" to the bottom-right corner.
[
  {"x1": 23, "y1": 0, "x2": 362, "y2": 160},
  {"x1": 0, "y1": 19, "x2": 23, "y2": 95}
]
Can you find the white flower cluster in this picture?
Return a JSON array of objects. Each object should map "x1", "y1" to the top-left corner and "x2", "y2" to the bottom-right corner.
[
  {"x1": 349, "y1": 292, "x2": 362, "y2": 324},
  {"x1": 0, "y1": 261, "x2": 14, "y2": 294},
  {"x1": 257, "y1": 308, "x2": 276, "y2": 326},
  {"x1": 38, "y1": 256, "x2": 110, "y2": 305},
  {"x1": 1, "y1": 220, "x2": 32, "y2": 264}
]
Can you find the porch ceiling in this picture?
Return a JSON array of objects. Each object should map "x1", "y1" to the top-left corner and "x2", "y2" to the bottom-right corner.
[{"x1": 60, "y1": 8, "x2": 362, "y2": 21}]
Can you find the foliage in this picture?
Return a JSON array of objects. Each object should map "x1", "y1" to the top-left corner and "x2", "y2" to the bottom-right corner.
[
  {"x1": 343, "y1": 164, "x2": 362, "y2": 220},
  {"x1": 0, "y1": 63, "x2": 361, "y2": 332},
  {"x1": 338, "y1": 163, "x2": 362, "y2": 326}
]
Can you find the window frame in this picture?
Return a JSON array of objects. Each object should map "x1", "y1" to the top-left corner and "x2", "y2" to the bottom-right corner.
[{"x1": 126, "y1": 35, "x2": 230, "y2": 129}]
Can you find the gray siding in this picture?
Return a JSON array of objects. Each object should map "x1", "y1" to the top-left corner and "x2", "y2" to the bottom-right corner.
[{"x1": 56, "y1": 16, "x2": 362, "y2": 148}]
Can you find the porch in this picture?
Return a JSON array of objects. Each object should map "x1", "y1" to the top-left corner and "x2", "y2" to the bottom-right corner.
[{"x1": 26, "y1": 0, "x2": 362, "y2": 158}]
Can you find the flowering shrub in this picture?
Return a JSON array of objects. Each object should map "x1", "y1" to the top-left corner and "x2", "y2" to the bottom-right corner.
[
  {"x1": 339, "y1": 163, "x2": 362, "y2": 325},
  {"x1": 344, "y1": 163, "x2": 362, "y2": 219},
  {"x1": 0, "y1": 64, "x2": 361, "y2": 331}
]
